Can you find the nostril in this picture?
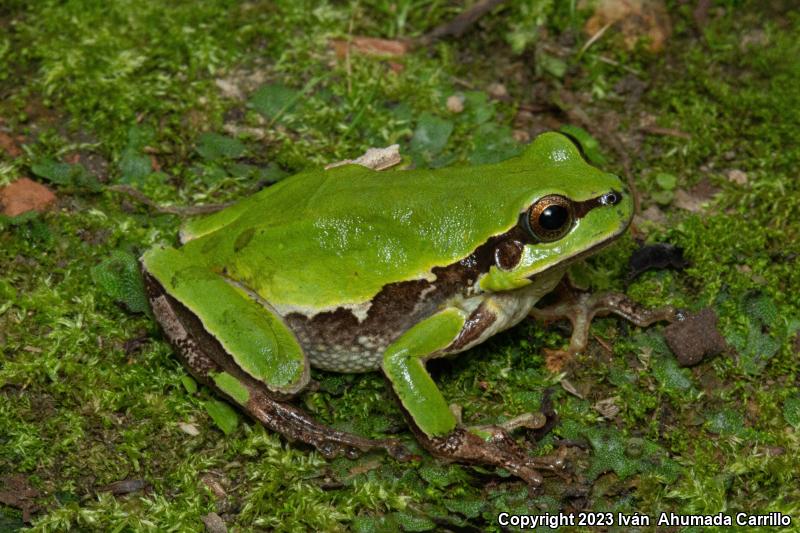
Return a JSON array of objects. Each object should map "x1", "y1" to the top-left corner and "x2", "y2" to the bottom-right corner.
[{"x1": 601, "y1": 191, "x2": 621, "y2": 206}]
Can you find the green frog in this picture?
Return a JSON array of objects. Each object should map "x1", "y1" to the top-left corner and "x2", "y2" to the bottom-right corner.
[{"x1": 141, "y1": 132, "x2": 675, "y2": 484}]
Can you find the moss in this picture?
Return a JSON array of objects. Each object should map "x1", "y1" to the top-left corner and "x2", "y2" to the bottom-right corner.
[{"x1": 1, "y1": 0, "x2": 799, "y2": 530}]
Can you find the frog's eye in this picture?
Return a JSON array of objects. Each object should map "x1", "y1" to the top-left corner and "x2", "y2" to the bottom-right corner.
[{"x1": 526, "y1": 195, "x2": 574, "y2": 242}]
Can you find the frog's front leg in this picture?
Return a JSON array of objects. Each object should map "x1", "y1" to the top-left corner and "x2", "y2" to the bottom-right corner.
[
  {"x1": 530, "y1": 281, "x2": 679, "y2": 370},
  {"x1": 141, "y1": 248, "x2": 409, "y2": 460},
  {"x1": 382, "y1": 308, "x2": 548, "y2": 485}
]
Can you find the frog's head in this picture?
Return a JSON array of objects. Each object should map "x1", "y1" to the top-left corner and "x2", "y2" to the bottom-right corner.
[{"x1": 479, "y1": 132, "x2": 633, "y2": 292}]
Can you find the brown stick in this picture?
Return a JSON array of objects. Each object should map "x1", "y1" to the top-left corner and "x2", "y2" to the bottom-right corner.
[
  {"x1": 640, "y1": 125, "x2": 691, "y2": 139},
  {"x1": 418, "y1": 0, "x2": 507, "y2": 46}
]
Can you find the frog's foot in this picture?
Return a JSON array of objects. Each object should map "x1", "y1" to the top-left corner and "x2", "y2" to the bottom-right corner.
[
  {"x1": 382, "y1": 308, "x2": 570, "y2": 485},
  {"x1": 530, "y1": 286, "x2": 679, "y2": 371},
  {"x1": 410, "y1": 424, "x2": 568, "y2": 486},
  {"x1": 143, "y1": 271, "x2": 412, "y2": 462}
]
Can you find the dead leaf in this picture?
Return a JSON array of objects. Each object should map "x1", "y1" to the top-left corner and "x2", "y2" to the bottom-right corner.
[
  {"x1": 487, "y1": 82, "x2": 508, "y2": 99},
  {"x1": 672, "y1": 189, "x2": 704, "y2": 212},
  {"x1": 179, "y1": 422, "x2": 200, "y2": 436},
  {"x1": 740, "y1": 29, "x2": 768, "y2": 50},
  {"x1": 544, "y1": 348, "x2": 571, "y2": 373},
  {"x1": 0, "y1": 131, "x2": 23, "y2": 157},
  {"x1": 584, "y1": 0, "x2": 672, "y2": 52},
  {"x1": 637, "y1": 204, "x2": 667, "y2": 225},
  {"x1": 329, "y1": 37, "x2": 410, "y2": 60},
  {"x1": 222, "y1": 123, "x2": 265, "y2": 140},
  {"x1": 215, "y1": 78, "x2": 245, "y2": 100},
  {"x1": 673, "y1": 181, "x2": 719, "y2": 213},
  {"x1": 0, "y1": 474, "x2": 40, "y2": 523},
  {"x1": 726, "y1": 169, "x2": 748, "y2": 185},
  {"x1": 325, "y1": 145, "x2": 402, "y2": 171},
  {"x1": 639, "y1": 125, "x2": 691, "y2": 139},
  {"x1": 500, "y1": 411, "x2": 547, "y2": 431},
  {"x1": 63, "y1": 151, "x2": 110, "y2": 182},
  {"x1": 100, "y1": 478, "x2": 147, "y2": 496},
  {"x1": 594, "y1": 397, "x2": 621, "y2": 419},
  {"x1": 560, "y1": 378, "x2": 585, "y2": 399},
  {"x1": 512, "y1": 129, "x2": 530, "y2": 143},
  {"x1": 692, "y1": 0, "x2": 712, "y2": 29},
  {"x1": 201, "y1": 474, "x2": 228, "y2": 499},
  {"x1": 0, "y1": 177, "x2": 57, "y2": 216},
  {"x1": 348, "y1": 458, "x2": 383, "y2": 477}
]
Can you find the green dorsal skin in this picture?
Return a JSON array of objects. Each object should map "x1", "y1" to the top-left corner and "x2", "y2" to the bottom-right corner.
[{"x1": 174, "y1": 132, "x2": 625, "y2": 312}]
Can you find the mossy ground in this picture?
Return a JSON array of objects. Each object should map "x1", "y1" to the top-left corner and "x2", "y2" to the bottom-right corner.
[{"x1": 1, "y1": 1, "x2": 799, "y2": 531}]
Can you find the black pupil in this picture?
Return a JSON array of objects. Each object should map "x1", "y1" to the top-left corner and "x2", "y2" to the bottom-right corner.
[{"x1": 539, "y1": 205, "x2": 569, "y2": 231}]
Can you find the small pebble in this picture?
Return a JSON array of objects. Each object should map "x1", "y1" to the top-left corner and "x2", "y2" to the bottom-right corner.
[
  {"x1": 512, "y1": 129, "x2": 530, "y2": 143},
  {"x1": 487, "y1": 82, "x2": 508, "y2": 99},
  {"x1": 179, "y1": 422, "x2": 200, "y2": 436},
  {"x1": 202, "y1": 512, "x2": 227, "y2": 533},
  {"x1": 726, "y1": 169, "x2": 748, "y2": 185},
  {"x1": 446, "y1": 94, "x2": 464, "y2": 113}
]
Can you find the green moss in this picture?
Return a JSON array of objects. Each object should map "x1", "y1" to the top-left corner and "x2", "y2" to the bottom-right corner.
[{"x1": 2, "y1": 0, "x2": 800, "y2": 530}]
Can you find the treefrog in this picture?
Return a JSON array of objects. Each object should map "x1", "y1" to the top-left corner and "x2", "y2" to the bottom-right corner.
[{"x1": 141, "y1": 132, "x2": 675, "y2": 485}]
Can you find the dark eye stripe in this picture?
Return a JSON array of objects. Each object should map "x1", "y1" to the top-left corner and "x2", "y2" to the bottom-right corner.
[
  {"x1": 572, "y1": 190, "x2": 623, "y2": 218},
  {"x1": 518, "y1": 190, "x2": 624, "y2": 242}
]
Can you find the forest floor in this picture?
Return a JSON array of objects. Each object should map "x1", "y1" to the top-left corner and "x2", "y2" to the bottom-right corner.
[{"x1": 1, "y1": 1, "x2": 799, "y2": 531}]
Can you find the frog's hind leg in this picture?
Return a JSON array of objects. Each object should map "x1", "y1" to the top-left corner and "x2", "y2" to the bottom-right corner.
[
  {"x1": 530, "y1": 280, "x2": 679, "y2": 371},
  {"x1": 142, "y1": 245, "x2": 312, "y2": 395},
  {"x1": 141, "y1": 258, "x2": 409, "y2": 460}
]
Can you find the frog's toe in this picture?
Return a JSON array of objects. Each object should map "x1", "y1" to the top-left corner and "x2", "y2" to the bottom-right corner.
[
  {"x1": 412, "y1": 426, "x2": 546, "y2": 486},
  {"x1": 527, "y1": 445, "x2": 569, "y2": 476},
  {"x1": 493, "y1": 412, "x2": 548, "y2": 433}
]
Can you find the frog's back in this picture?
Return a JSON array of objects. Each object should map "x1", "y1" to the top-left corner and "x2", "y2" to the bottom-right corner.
[{"x1": 181, "y1": 162, "x2": 539, "y2": 314}]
